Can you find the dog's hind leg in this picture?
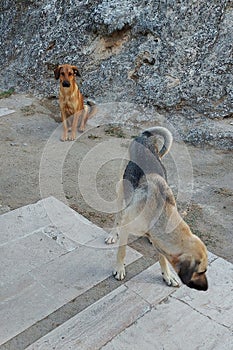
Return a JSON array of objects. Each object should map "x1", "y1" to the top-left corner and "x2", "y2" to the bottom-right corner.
[
  {"x1": 113, "y1": 229, "x2": 129, "y2": 280},
  {"x1": 159, "y1": 254, "x2": 180, "y2": 287}
]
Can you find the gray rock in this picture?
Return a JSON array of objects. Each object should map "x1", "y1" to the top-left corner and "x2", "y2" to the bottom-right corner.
[{"x1": 0, "y1": 0, "x2": 232, "y2": 148}]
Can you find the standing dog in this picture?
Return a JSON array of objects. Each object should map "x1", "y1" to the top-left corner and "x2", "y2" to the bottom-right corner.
[
  {"x1": 54, "y1": 64, "x2": 90, "y2": 141},
  {"x1": 106, "y1": 126, "x2": 208, "y2": 291}
]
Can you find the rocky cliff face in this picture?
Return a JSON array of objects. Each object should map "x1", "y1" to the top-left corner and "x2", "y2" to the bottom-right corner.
[{"x1": 0, "y1": 0, "x2": 232, "y2": 148}]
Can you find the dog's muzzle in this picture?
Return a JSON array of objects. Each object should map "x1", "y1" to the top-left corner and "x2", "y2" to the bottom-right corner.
[
  {"x1": 187, "y1": 275, "x2": 208, "y2": 291},
  {"x1": 62, "y1": 80, "x2": 71, "y2": 88}
]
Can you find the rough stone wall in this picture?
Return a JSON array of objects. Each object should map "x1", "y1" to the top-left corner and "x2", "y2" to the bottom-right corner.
[{"x1": 0, "y1": 0, "x2": 232, "y2": 148}]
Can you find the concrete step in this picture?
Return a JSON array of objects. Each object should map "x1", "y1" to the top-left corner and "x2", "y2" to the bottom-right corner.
[
  {"x1": 27, "y1": 254, "x2": 233, "y2": 350},
  {"x1": 0, "y1": 197, "x2": 141, "y2": 348},
  {"x1": 1, "y1": 197, "x2": 233, "y2": 349}
]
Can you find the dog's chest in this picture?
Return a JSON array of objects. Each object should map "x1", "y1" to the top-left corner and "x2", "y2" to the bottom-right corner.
[
  {"x1": 63, "y1": 98, "x2": 75, "y2": 114},
  {"x1": 60, "y1": 94, "x2": 80, "y2": 115}
]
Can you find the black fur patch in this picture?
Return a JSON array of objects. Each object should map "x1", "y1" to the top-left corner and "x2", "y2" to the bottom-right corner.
[
  {"x1": 123, "y1": 134, "x2": 167, "y2": 198},
  {"x1": 178, "y1": 260, "x2": 196, "y2": 285}
]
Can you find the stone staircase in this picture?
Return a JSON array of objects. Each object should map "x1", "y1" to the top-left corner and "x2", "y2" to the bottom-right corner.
[{"x1": 0, "y1": 197, "x2": 232, "y2": 349}]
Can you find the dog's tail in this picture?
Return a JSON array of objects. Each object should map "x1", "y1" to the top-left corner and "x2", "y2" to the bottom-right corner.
[
  {"x1": 86, "y1": 99, "x2": 98, "y2": 120},
  {"x1": 141, "y1": 126, "x2": 173, "y2": 158}
]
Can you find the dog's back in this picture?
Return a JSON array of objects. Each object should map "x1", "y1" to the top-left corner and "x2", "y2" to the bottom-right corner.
[{"x1": 123, "y1": 127, "x2": 173, "y2": 200}]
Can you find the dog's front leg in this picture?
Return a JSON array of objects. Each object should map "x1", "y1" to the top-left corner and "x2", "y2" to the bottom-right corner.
[
  {"x1": 105, "y1": 228, "x2": 119, "y2": 244},
  {"x1": 113, "y1": 229, "x2": 128, "y2": 280},
  {"x1": 61, "y1": 115, "x2": 69, "y2": 141},
  {"x1": 79, "y1": 105, "x2": 89, "y2": 132},
  {"x1": 159, "y1": 254, "x2": 180, "y2": 287},
  {"x1": 70, "y1": 111, "x2": 81, "y2": 141},
  {"x1": 105, "y1": 212, "x2": 121, "y2": 244}
]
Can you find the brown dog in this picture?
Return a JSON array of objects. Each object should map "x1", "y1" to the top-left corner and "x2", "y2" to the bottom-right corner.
[
  {"x1": 54, "y1": 64, "x2": 89, "y2": 141},
  {"x1": 106, "y1": 127, "x2": 208, "y2": 291}
]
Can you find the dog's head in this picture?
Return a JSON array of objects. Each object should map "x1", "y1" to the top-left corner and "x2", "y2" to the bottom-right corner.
[
  {"x1": 171, "y1": 237, "x2": 208, "y2": 291},
  {"x1": 54, "y1": 64, "x2": 81, "y2": 88}
]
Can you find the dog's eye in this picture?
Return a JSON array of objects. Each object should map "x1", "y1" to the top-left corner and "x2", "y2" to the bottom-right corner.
[
  {"x1": 197, "y1": 269, "x2": 207, "y2": 275},
  {"x1": 68, "y1": 72, "x2": 73, "y2": 76},
  {"x1": 61, "y1": 72, "x2": 65, "y2": 76}
]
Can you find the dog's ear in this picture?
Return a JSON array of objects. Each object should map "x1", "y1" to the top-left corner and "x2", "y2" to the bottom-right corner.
[
  {"x1": 72, "y1": 66, "x2": 81, "y2": 77},
  {"x1": 54, "y1": 66, "x2": 61, "y2": 80}
]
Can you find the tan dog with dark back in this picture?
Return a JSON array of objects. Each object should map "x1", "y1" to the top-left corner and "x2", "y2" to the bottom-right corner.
[
  {"x1": 54, "y1": 64, "x2": 89, "y2": 141},
  {"x1": 106, "y1": 126, "x2": 208, "y2": 291}
]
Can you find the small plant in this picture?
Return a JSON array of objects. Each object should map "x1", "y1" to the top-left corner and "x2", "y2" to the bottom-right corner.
[
  {"x1": 88, "y1": 134, "x2": 102, "y2": 140},
  {"x1": 104, "y1": 124, "x2": 126, "y2": 138},
  {"x1": 20, "y1": 105, "x2": 35, "y2": 115},
  {"x1": 0, "y1": 88, "x2": 14, "y2": 99}
]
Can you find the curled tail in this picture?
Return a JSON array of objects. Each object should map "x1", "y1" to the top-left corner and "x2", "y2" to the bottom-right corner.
[
  {"x1": 141, "y1": 126, "x2": 173, "y2": 158},
  {"x1": 124, "y1": 126, "x2": 172, "y2": 194}
]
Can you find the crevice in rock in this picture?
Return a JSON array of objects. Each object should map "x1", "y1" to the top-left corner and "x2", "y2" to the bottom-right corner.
[{"x1": 91, "y1": 25, "x2": 131, "y2": 60}]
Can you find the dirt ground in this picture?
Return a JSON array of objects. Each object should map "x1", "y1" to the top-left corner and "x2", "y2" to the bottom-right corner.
[{"x1": 0, "y1": 93, "x2": 232, "y2": 263}]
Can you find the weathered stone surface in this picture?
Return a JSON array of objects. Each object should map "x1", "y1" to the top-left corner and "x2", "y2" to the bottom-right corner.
[
  {"x1": 26, "y1": 286, "x2": 150, "y2": 350},
  {"x1": 0, "y1": 0, "x2": 232, "y2": 148},
  {"x1": 102, "y1": 298, "x2": 233, "y2": 350},
  {"x1": 173, "y1": 257, "x2": 233, "y2": 329},
  {"x1": 1, "y1": 196, "x2": 232, "y2": 348},
  {"x1": 0, "y1": 197, "x2": 141, "y2": 346},
  {"x1": 26, "y1": 256, "x2": 233, "y2": 350},
  {"x1": 125, "y1": 262, "x2": 178, "y2": 306}
]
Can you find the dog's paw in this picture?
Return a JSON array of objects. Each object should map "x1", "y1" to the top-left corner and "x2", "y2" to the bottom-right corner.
[
  {"x1": 113, "y1": 265, "x2": 126, "y2": 280},
  {"x1": 162, "y1": 272, "x2": 180, "y2": 287},
  {"x1": 69, "y1": 134, "x2": 76, "y2": 141},
  {"x1": 105, "y1": 235, "x2": 118, "y2": 244},
  {"x1": 61, "y1": 135, "x2": 69, "y2": 142}
]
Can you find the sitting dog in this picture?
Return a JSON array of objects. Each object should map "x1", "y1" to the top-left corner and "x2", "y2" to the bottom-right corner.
[
  {"x1": 54, "y1": 64, "x2": 95, "y2": 141},
  {"x1": 106, "y1": 126, "x2": 208, "y2": 291}
]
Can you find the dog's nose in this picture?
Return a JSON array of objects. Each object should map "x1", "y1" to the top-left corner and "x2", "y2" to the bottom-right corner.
[
  {"x1": 187, "y1": 275, "x2": 208, "y2": 291},
  {"x1": 62, "y1": 80, "x2": 70, "y2": 88}
]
